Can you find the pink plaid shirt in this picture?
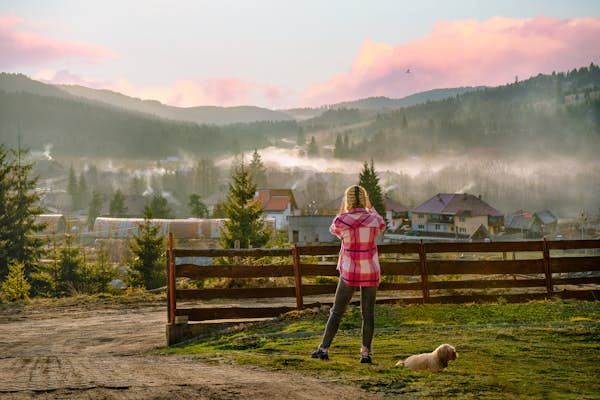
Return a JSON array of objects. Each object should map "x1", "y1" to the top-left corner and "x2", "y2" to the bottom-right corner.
[{"x1": 329, "y1": 208, "x2": 386, "y2": 287}]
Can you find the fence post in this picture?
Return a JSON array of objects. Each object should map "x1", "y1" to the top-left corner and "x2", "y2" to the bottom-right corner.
[
  {"x1": 168, "y1": 232, "x2": 176, "y2": 324},
  {"x1": 542, "y1": 238, "x2": 553, "y2": 295},
  {"x1": 418, "y1": 240, "x2": 429, "y2": 303},
  {"x1": 292, "y1": 244, "x2": 304, "y2": 310}
]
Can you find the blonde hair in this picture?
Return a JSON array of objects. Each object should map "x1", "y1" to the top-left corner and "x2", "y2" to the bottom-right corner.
[{"x1": 340, "y1": 185, "x2": 371, "y2": 213}]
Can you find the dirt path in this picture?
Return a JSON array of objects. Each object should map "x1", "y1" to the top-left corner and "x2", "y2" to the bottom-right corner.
[{"x1": 0, "y1": 303, "x2": 379, "y2": 400}]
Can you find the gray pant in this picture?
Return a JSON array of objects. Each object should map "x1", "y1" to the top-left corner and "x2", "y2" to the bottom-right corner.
[{"x1": 319, "y1": 279, "x2": 377, "y2": 351}]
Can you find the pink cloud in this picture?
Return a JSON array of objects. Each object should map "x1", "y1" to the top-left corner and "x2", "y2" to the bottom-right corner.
[
  {"x1": 36, "y1": 69, "x2": 288, "y2": 108},
  {"x1": 0, "y1": 15, "x2": 114, "y2": 68},
  {"x1": 301, "y1": 16, "x2": 600, "y2": 106}
]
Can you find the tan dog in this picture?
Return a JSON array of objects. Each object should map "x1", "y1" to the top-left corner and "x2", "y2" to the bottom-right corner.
[{"x1": 396, "y1": 344, "x2": 457, "y2": 372}]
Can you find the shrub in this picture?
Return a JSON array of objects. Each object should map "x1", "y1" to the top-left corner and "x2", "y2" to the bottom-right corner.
[{"x1": 2, "y1": 261, "x2": 30, "y2": 302}]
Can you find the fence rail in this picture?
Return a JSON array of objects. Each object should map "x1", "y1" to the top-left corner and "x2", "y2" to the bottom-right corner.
[{"x1": 167, "y1": 235, "x2": 600, "y2": 327}]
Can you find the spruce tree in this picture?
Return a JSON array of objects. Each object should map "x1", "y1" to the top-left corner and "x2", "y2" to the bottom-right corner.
[
  {"x1": 88, "y1": 191, "x2": 102, "y2": 230},
  {"x1": 188, "y1": 194, "x2": 208, "y2": 218},
  {"x1": 67, "y1": 165, "x2": 80, "y2": 210},
  {"x1": 0, "y1": 145, "x2": 45, "y2": 279},
  {"x1": 148, "y1": 193, "x2": 172, "y2": 218},
  {"x1": 307, "y1": 136, "x2": 319, "y2": 157},
  {"x1": 334, "y1": 134, "x2": 344, "y2": 158},
  {"x1": 220, "y1": 161, "x2": 270, "y2": 249},
  {"x1": 78, "y1": 173, "x2": 89, "y2": 209},
  {"x1": 359, "y1": 159, "x2": 386, "y2": 223},
  {"x1": 129, "y1": 206, "x2": 165, "y2": 289},
  {"x1": 56, "y1": 234, "x2": 83, "y2": 296},
  {"x1": 248, "y1": 149, "x2": 267, "y2": 188},
  {"x1": 109, "y1": 189, "x2": 128, "y2": 217},
  {"x1": 2, "y1": 261, "x2": 30, "y2": 302}
]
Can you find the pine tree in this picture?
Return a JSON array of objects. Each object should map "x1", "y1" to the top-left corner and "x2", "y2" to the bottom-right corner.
[
  {"x1": 129, "y1": 206, "x2": 165, "y2": 289},
  {"x1": 109, "y1": 189, "x2": 128, "y2": 217},
  {"x1": 188, "y1": 194, "x2": 209, "y2": 217},
  {"x1": 0, "y1": 145, "x2": 45, "y2": 279},
  {"x1": 67, "y1": 165, "x2": 80, "y2": 210},
  {"x1": 88, "y1": 191, "x2": 102, "y2": 230},
  {"x1": 248, "y1": 149, "x2": 267, "y2": 188},
  {"x1": 1, "y1": 261, "x2": 30, "y2": 302},
  {"x1": 220, "y1": 161, "x2": 270, "y2": 249},
  {"x1": 78, "y1": 173, "x2": 89, "y2": 209},
  {"x1": 307, "y1": 136, "x2": 319, "y2": 157},
  {"x1": 148, "y1": 193, "x2": 172, "y2": 218},
  {"x1": 334, "y1": 133, "x2": 344, "y2": 158},
  {"x1": 359, "y1": 159, "x2": 386, "y2": 224}
]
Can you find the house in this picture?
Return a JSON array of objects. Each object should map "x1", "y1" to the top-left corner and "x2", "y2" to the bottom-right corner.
[
  {"x1": 411, "y1": 193, "x2": 503, "y2": 238},
  {"x1": 504, "y1": 212, "x2": 543, "y2": 239},
  {"x1": 252, "y1": 189, "x2": 300, "y2": 230},
  {"x1": 288, "y1": 215, "x2": 337, "y2": 244},
  {"x1": 535, "y1": 210, "x2": 558, "y2": 233},
  {"x1": 384, "y1": 196, "x2": 409, "y2": 232}
]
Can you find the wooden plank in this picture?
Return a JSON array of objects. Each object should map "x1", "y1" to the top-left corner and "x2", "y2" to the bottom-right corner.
[
  {"x1": 297, "y1": 245, "x2": 340, "y2": 256},
  {"x1": 543, "y1": 239, "x2": 553, "y2": 294},
  {"x1": 176, "y1": 287, "x2": 296, "y2": 300},
  {"x1": 292, "y1": 244, "x2": 303, "y2": 310},
  {"x1": 424, "y1": 241, "x2": 544, "y2": 253},
  {"x1": 426, "y1": 259, "x2": 545, "y2": 275},
  {"x1": 380, "y1": 261, "x2": 422, "y2": 276},
  {"x1": 302, "y1": 284, "x2": 338, "y2": 296},
  {"x1": 547, "y1": 239, "x2": 600, "y2": 250},
  {"x1": 176, "y1": 264, "x2": 294, "y2": 279},
  {"x1": 378, "y1": 243, "x2": 421, "y2": 254},
  {"x1": 168, "y1": 232, "x2": 176, "y2": 324},
  {"x1": 553, "y1": 277, "x2": 600, "y2": 286},
  {"x1": 176, "y1": 306, "x2": 296, "y2": 321},
  {"x1": 173, "y1": 248, "x2": 292, "y2": 258},
  {"x1": 379, "y1": 282, "x2": 423, "y2": 291},
  {"x1": 427, "y1": 279, "x2": 547, "y2": 289},
  {"x1": 550, "y1": 257, "x2": 600, "y2": 273},
  {"x1": 422, "y1": 290, "x2": 600, "y2": 304},
  {"x1": 419, "y1": 241, "x2": 429, "y2": 300},
  {"x1": 300, "y1": 264, "x2": 338, "y2": 276}
]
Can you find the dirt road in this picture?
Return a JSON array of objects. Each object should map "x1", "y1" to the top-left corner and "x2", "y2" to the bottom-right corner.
[{"x1": 0, "y1": 302, "x2": 378, "y2": 399}]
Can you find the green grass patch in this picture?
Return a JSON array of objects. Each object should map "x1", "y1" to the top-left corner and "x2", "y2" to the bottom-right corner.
[{"x1": 164, "y1": 300, "x2": 600, "y2": 399}]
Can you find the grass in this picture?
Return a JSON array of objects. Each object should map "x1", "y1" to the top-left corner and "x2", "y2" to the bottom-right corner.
[{"x1": 164, "y1": 300, "x2": 600, "y2": 399}]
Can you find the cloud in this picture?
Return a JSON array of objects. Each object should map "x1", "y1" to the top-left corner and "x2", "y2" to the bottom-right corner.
[
  {"x1": 0, "y1": 15, "x2": 114, "y2": 68},
  {"x1": 301, "y1": 16, "x2": 600, "y2": 106},
  {"x1": 36, "y1": 69, "x2": 289, "y2": 108}
]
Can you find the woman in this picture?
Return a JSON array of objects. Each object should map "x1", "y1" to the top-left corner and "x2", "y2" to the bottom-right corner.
[{"x1": 311, "y1": 185, "x2": 386, "y2": 363}]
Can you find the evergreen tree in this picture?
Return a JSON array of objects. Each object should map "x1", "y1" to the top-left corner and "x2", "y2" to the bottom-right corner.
[
  {"x1": 88, "y1": 191, "x2": 102, "y2": 230},
  {"x1": 148, "y1": 193, "x2": 172, "y2": 218},
  {"x1": 67, "y1": 165, "x2": 80, "y2": 210},
  {"x1": 188, "y1": 193, "x2": 209, "y2": 218},
  {"x1": 220, "y1": 161, "x2": 270, "y2": 249},
  {"x1": 2, "y1": 261, "x2": 30, "y2": 302},
  {"x1": 334, "y1": 133, "x2": 344, "y2": 158},
  {"x1": 307, "y1": 136, "x2": 319, "y2": 157},
  {"x1": 129, "y1": 175, "x2": 146, "y2": 196},
  {"x1": 0, "y1": 145, "x2": 45, "y2": 279},
  {"x1": 193, "y1": 158, "x2": 218, "y2": 196},
  {"x1": 48, "y1": 234, "x2": 83, "y2": 296},
  {"x1": 129, "y1": 206, "x2": 165, "y2": 289},
  {"x1": 78, "y1": 173, "x2": 89, "y2": 209},
  {"x1": 109, "y1": 189, "x2": 128, "y2": 217},
  {"x1": 248, "y1": 149, "x2": 267, "y2": 188},
  {"x1": 359, "y1": 159, "x2": 386, "y2": 224}
]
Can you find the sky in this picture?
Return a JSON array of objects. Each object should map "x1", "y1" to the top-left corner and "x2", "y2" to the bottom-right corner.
[{"x1": 1, "y1": 0, "x2": 600, "y2": 109}]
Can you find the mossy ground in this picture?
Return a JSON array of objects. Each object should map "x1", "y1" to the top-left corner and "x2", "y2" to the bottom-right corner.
[{"x1": 165, "y1": 300, "x2": 600, "y2": 399}]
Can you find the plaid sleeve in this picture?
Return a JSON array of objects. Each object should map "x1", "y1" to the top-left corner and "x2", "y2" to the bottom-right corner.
[{"x1": 329, "y1": 215, "x2": 346, "y2": 238}]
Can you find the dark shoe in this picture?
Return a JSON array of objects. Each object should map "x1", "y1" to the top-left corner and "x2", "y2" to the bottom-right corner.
[
  {"x1": 360, "y1": 354, "x2": 372, "y2": 363},
  {"x1": 311, "y1": 348, "x2": 329, "y2": 360}
]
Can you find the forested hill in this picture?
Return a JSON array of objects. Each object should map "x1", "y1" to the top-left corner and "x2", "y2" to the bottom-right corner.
[
  {"x1": 328, "y1": 64, "x2": 600, "y2": 160},
  {"x1": 0, "y1": 88, "x2": 300, "y2": 158},
  {"x1": 59, "y1": 84, "x2": 293, "y2": 125}
]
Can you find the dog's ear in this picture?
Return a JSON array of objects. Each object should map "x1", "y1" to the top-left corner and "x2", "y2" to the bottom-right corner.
[{"x1": 448, "y1": 345, "x2": 457, "y2": 360}]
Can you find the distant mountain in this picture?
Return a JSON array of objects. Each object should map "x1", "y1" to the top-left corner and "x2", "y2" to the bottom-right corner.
[
  {"x1": 58, "y1": 84, "x2": 293, "y2": 125},
  {"x1": 0, "y1": 73, "x2": 293, "y2": 125},
  {"x1": 330, "y1": 87, "x2": 486, "y2": 110}
]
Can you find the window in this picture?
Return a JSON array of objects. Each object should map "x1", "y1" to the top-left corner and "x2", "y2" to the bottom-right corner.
[
  {"x1": 419, "y1": 214, "x2": 424, "y2": 219},
  {"x1": 435, "y1": 224, "x2": 440, "y2": 230},
  {"x1": 418, "y1": 224, "x2": 425, "y2": 230},
  {"x1": 459, "y1": 216, "x2": 465, "y2": 222}
]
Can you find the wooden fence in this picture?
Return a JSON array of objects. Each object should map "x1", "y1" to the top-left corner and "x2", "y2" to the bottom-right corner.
[{"x1": 167, "y1": 235, "x2": 600, "y2": 325}]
